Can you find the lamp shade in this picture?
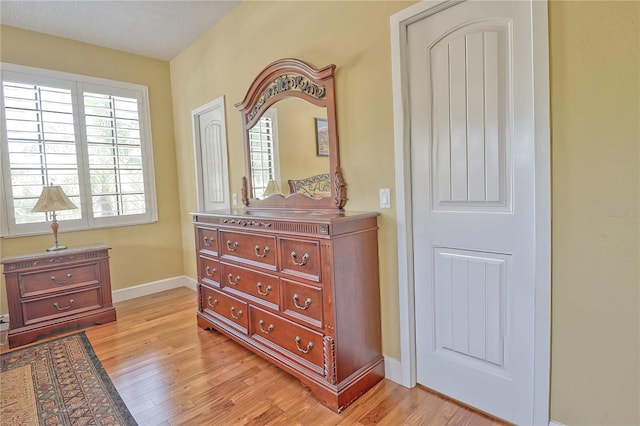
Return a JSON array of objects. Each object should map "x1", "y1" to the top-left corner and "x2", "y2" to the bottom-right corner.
[
  {"x1": 32, "y1": 185, "x2": 77, "y2": 213},
  {"x1": 263, "y1": 180, "x2": 281, "y2": 197}
]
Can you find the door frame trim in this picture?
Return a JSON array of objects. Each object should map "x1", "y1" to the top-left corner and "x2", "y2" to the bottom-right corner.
[{"x1": 390, "y1": 1, "x2": 551, "y2": 424}]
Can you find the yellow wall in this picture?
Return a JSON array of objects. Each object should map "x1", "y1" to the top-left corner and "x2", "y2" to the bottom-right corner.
[
  {"x1": 275, "y1": 98, "x2": 329, "y2": 193},
  {"x1": 549, "y1": 1, "x2": 639, "y2": 424},
  {"x1": 0, "y1": 25, "x2": 184, "y2": 314}
]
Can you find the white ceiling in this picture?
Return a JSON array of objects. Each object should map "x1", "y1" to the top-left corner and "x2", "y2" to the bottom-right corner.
[{"x1": 0, "y1": 0, "x2": 241, "y2": 61}]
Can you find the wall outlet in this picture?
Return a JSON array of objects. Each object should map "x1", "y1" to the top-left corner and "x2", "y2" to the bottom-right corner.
[
  {"x1": 232, "y1": 193, "x2": 238, "y2": 206},
  {"x1": 380, "y1": 188, "x2": 391, "y2": 209}
]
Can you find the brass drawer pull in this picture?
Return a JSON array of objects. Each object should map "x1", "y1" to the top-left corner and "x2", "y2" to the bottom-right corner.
[
  {"x1": 258, "y1": 319, "x2": 274, "y2": 334},
  {"x1": 295, "y1": 336, "x2": 314, "y2": 354},
  {"x1": 202, "y1": 236, "x2": 214, "y2": 247},
  {"x1": 230, "y1": 306, "x2": 243, "y2": 319},
  {"x1": 292, "y1": 294, "x2": 312, "y2": 310},
  {"x1": 207, "y1": 296, "x2": 218, "y2": 308},
  {"x1": 226, "y1": 240, "x2": 239, "y2": 251},
  {"x1": 53, "y1": 299, "x2": 74, "y2": 311},
  {"x1": 50, "y1": 273, "x2": 73, "y2": 285},
  {"x1": 254, "y1": 245, "x2": 270, "y2": 258},
  {"x1": 204, "y1": 266, "x2": 216, "y2": 277},
  {"x1": 290, "y1": 251, "x2": 310, "y2": 266},
  {"x1": 256, "y1": 282, "x2": 272, "y2": 296},
  {"x1": 227, "y1": 274, "x2": 240, "y2": 286}
]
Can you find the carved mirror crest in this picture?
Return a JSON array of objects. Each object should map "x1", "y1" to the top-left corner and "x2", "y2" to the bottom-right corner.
[{"x1": 235, "y1": 58, "x2": 346, "y2": 210}]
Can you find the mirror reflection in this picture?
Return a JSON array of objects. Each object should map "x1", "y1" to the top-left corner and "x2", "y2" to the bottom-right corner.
[{"x1": 249, "y1": 97, "x2": 329, "y2": 200}]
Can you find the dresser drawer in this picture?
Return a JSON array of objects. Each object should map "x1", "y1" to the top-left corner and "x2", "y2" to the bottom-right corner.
[
  {"x1": 220, "y1": 263, "x2": 279, "y2": 310},
  {"x1": 22, "y1": 287, "x2": 103, "y2": 325},
  {"x1": 279, "y1": 238, "x2": 321, "y2": 282},
  {"x1": 197, "y1": 226, "x2": 219, "y2": 256},
  {"x1": 282, "y1": 279, "x2": 323, "y2": 330},
  {"x1": 19, "y1": 263, "x2": 100, "y2": 298},
  {"x1": 220, "y1": 230, "x2": 276, "y2": 270},
  {"x1": 199, "y1": 256, "x2": 220, "y2": 287},
  {"x1": 249, "y1": 306, "x2": 324, "y2": 370},
  {"x1": 200, "y1": 285, "x2": 248, "y2": 332}
]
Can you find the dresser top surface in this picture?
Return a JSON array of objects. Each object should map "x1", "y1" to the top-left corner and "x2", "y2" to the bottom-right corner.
[
  {"x1": 1, "y1": 245, "x2": 110, "y2": 264},
  {"x1": 191, "y1": 209, "x2": 378, "y2": 223}
]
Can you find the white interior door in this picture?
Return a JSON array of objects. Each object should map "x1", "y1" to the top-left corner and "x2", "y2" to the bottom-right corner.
[
  {"x1": 193, "y1": 96, "x2": 230, "y2": 211},
  {"x1": 408, "y1": 1, "x2": 542, "y2": 424}
]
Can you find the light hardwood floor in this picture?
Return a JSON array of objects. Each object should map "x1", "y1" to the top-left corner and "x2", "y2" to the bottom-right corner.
[{"x1": 1, "y1": 287, "x2": 506, "y2": 425}]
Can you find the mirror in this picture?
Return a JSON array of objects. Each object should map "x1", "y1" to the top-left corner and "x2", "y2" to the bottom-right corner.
[
  {"x1": 248, "y1": 98, "x2": 328, "y2": 200},
  {"x1": 235, "y1": 58, "x2": 346, "y2": 210}
]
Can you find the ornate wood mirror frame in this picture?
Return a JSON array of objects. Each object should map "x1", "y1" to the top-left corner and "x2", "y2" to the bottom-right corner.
[{"x1": 235, "y1": 58, "x2": 346, "y2": 210}]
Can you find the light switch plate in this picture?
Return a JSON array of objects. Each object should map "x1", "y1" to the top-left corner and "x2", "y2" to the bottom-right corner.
[
  {"x1": 232, "y1": 193, "x2": 238, "y2": 206},
  {"x1": 380, "y1": 188, "x2": 391, "y2": 208}
]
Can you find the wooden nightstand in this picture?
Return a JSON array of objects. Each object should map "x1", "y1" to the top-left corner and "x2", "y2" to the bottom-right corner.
[{"x1": 1, "y1": 245, "x2": 116, "y2": 348}]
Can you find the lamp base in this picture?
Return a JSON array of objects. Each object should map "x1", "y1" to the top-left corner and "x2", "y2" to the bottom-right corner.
[{"x1": 46, "y1": 245, "x2": 68, "y2": 252}]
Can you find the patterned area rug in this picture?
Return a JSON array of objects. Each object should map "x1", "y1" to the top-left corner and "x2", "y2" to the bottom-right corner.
[{"x1": 1, "y1": 332, "x2": 137, "y2": 425}]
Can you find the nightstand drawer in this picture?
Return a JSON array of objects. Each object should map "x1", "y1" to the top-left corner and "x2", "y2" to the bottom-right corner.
[
  {"x1": 22, "y1": 287, "x2": 103, "y2": 325},
  {"x1": 19, "y1": 263, "x2": 101, "y2": 298}
]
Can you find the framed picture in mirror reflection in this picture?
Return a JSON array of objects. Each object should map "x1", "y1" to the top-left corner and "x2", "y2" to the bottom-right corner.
[{"x1": 315, "y1": 118, "x2": 329, "y2": 157}]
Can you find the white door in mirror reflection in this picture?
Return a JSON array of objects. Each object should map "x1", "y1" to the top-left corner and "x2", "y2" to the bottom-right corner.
[
  {"x1": 193, "y1": 96, "x2": 230, "y2": 210},
  {"x1": 249, "y1": 109, "x2": 280, "y2": 199}
]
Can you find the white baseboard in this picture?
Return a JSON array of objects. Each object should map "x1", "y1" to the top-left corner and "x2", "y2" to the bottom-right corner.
[
  {"x1": 111, "y1": 275, "x2": 197, "y2": 303},
  {"x1": 384, "y1": 356, "x2": 405, "y2": 385},
  {"x1": 549, "y1": 421, "x2": 566, "y2": 426}
]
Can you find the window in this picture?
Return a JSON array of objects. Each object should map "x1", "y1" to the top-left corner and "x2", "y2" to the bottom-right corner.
[
  {"x1": 248, "y1": 109, "x2": 279, "y2": 199},
  {"x1": 0, "y1": 63, "x2": 157, "y2": 236}
]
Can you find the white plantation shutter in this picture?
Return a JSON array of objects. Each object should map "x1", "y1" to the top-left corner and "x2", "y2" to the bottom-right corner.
[
  {"x1": 83, "y1": 91, "x2": 146, "y2": 218},
  {"x1": 2, "y1": 78, "x2": 82, "y2": 227},
  {"x1": 0, "y1": 64, "x2": 156, "y2": 236},
  {"x1": 248, "y1": 109, "x2": 279, "y2": 199}
]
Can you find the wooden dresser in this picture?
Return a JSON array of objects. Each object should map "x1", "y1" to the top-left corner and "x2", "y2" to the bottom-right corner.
[
  {"x1": 1, "y1": 245, "x2": 116, "y2": 348},
  {"x1": 193, "y1": 209, "x2": 383, "y2": 412}
]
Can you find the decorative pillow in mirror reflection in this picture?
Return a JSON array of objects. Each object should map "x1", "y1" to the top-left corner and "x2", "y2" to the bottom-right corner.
[{"x1": 288, "y1": 173, "x2": 331, "y2": 198}]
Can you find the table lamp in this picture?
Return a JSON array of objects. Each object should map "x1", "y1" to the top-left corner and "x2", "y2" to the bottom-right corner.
[
  {"x1": 263, "y1": 180, "x2": 281, "y2": 197},
  {"x1": 32, "y1": 184, "x2": 77, "y2": 251}
]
